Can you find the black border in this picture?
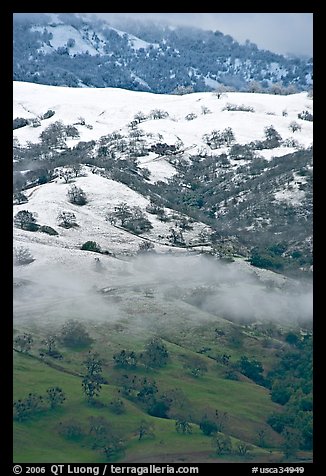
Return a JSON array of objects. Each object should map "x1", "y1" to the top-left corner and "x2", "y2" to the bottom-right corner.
[{"x1": 7, "y1": 6, "x2": 320, "y2": 475}]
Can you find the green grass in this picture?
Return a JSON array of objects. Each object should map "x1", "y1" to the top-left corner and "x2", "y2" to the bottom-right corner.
[
  {"x1": 13, "y1": 308, "x2": 313, "y2": 463},
  {"x1": 13, "y1": 334, "x2": 282, "y2": 463}
]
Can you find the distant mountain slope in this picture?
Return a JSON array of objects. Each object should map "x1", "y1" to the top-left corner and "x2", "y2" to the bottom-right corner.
[{"x1": 13, "y1": 13, "x2": 313, "y2": 93}]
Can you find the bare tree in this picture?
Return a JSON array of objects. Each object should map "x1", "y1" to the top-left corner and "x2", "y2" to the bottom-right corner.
[
  {"x1": 60, "y1": 169, "x2": 73, "y2": 183},
  {"x1": 14, "y1": 246, "x2": 35, "y2": 265},
  {"x1": 13, "y1": 191, "x2": 28, "y2": 205},
  {"x1": 136, "y1": 419, "x2": 155, "y2": 440},
  {"x1": 14, "y1": 333, "x2": 33, "y2": 353},
  {"x1": 57, "y1": 211, "x2": 78, "y2": 228},
  {"x1": 46, "y1": 387, "x2": 66, "y2": 409},
  {"x1": 67, "y1": 185, "x2": 87, "y2": 205},
  {"x1": 289, "y1": 121, "x2": 302, "y2": 133},
  {"x1": 14, "y1": 210, "x2": 38, "y2": 230}
]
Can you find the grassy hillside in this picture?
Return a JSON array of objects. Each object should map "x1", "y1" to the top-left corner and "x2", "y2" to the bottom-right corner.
[{"x1": 13, "y1": 313, "x2": 312, "y2": 463}]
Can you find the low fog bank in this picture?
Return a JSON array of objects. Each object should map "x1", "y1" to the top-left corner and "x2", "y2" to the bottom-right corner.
[
  {"x1": 132, "y1": 254, "x2": 313, "y2": 324},
  {"x1": 13, "y1": 254, "x2": 313, "y2": 327},
  {"x1": 13, "y1": 265, "x2": 123, "y2": 324}
]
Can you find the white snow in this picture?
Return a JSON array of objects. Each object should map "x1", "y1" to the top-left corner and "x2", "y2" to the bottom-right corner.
[
  {"x1": 32, "y1": 25, "x2": 100, "y2": 56},
  {"x1": 13, "y1": 161, "x2": 215, "y2": 300},
  {"x1": 13, "y1": 81, "x2": 313, "y2": 206},
  {"x1": 110, "y1": 27, "x2": 159, "y2": 50},
  {"x1": 13, "y1": 82, "x2": 313, "y2": 302},
  {"x1": 13, "y1": 82, "x2": 313, "y2": 157},
  {"x1": 274, "y1": 171, "x2": 307, "y2": 206},
  {"x1": 137, "y1": 153, "x2": 177, "y2": 183}
]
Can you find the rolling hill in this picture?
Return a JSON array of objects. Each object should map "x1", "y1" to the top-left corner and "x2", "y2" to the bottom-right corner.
[{"x1": 12, "y1": 81, "x2": 313, "y2": 463}]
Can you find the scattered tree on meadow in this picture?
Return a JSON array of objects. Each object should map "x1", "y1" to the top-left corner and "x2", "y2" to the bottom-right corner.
[
  {"x1": 119, "y1": 374, "x2": 158, "y2": 407},
  {"x1": 213, "y1": 84, "x2": 229, "y2": 98},
  {"x1": 82, "y1": 351, "x2": 104, "y2": 405},
  {"x1": 67, "y1": 184, "x2": 87, "y2": 205},
  {"x1": 76, "y1": 116, "x2": 85, "y2": 126},
  {"x1": 113, "y1": 350, "x2": 138, "y2": 369},
  {"x1": 138, "y1": 241, "x2": 155, "y2": 253},
  {"x1": 199, "y1": 416, "x2": 218, "y2": 436},
  {"x1": 289, "y1": 121, "x2": 302, "y2": 133},
  {"x1": 298, "y1": 110, "x2": 313, "y2": 122},
  {"x1": 57, "y1": 211, "x2": 78, "y2": 228},
  {"x1": 133, "y1": 111, "x2": 147, "y2": 123},
  {"x1": 140, "y1": 337, "x2": 169, "y2": 369},
  {"x1": 46, "y1": 387, "x2": 66, "y2": 409},
  {"x1": 247, "y1": 80, "x2": 262, "y2": 93},
  {"x1": 65, "y1": 125, "x2": 80, "y2": 139},
  {"x1": 82, "y1": 373, "x2": 102, "y2": 404},
  {"x1": 108, "y1": 202, "x2": 132, "y2": 226},
  {"x1": 153, "y1": 388, "x2": 191, "y2": 420},
  {"x1": 13, "y1": 117, "x2": 29, "y2": 130},
  {"x1": 14, "y1": 210, "x2": 38, "y2": 231},
  {"x1": 269, "y1": 82, "x2": 283, "y2": 95},
  {"x1": 13, "y1": 191, "x2": 28, "y2": 204},
  {"x1": 60, "y1": 168, "x2": 73, "y2": 183},
  {"x1": 14, "y1": 333, "x2": 34, "y2": 353},
  {"x1": 81, "y1": 241, "x2": 101, "y2": 253},
  {"x1": 136, "y1": 419, "x2": 155, "y2": 440},
  {"x1": 83, "y1": 351, "x2": 103, "y2": 377},
  {"x1": 212, "y1": 433, "x2": 232, "y2": 455},
  {"x1": 281, "y1": 427, "x2": 303, "y2": 459},
  {"x1": 71, "y1": 164, "x2": 82, "y2": 177},
  {"x1": 59, "y1": 320, "x2": 93, "y2": 348},
  {"x1": 214, "y1": 410, "x2": 229, "y2": 432},
  {"x1": 264, "y1": 125, "x2": 282, "y2": 148},
  {"x1": 41, "y1": 334, "x2": 62, "y2": 359},
  {"x1": 168, "y1": 227, "x2": 185, "y2": 246},
  {"x1": 182, "y1": 355, "x2": 208, "y2": 378},
  {"x1": 13, "y1": 393, "x2": 44, "y2": 421},
  {"x1": 201, "y1": 105, "x2": 211, "y2": 115},
  {"x1": 88, "y1": 415, "x2": 126, "y2": 459},
  {"x1": 13, "y1": 246, "x2": 35, "y2": 266},
  {"x1": 124, "y1": 207, "x2": 153, "y2": 234},
  {"x1": 149, "y1": 109, "x2": 169, "y2": 120},
  {"x1": 107, "y1": 203, "x2": 152, "y2": 234},
  {"x1": 40, "y1": 121, "x2": 66, "y2": 148},
  {"x1": 41, "y1": 109, "x2": 55, "y2": 120},
  {"x1": 102, "y1": 436, "x2": 126, "y2": 461},
  {"x1": 42, "y1": 335, "x2": 57, "y2": 355},
  {"x1": 236, "y1": 355, "x2": 265, "y2": 385},
  {"x1": 173, "y1": 85, "x2": 194, "y2": 95},
  {"x1": 109, "y1": 397, "x2": 126, "y2": 415},
  {"x1": 175, "y1": 417, "x2": 192, "y2": 434},
  {"x1": 185, "y1": 113, "x2": 197, "y2": 121},
  {"x1": 236, "y1": 441, "x2": 253, "y2": 456},
  {"x1": 58, "y1": 419, "x2": 84, "y2": 439},
  {"x1": 257, "y1": 428, "x2": 267, "y2": 447}
]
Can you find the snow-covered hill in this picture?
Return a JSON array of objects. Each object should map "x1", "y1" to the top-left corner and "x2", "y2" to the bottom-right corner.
[
  {"x1": 13, "y1": 81, "x2": 313, "y2": 326},
  {"x1": 13, "y1": 81, "x2": 313, "y2": 160}
]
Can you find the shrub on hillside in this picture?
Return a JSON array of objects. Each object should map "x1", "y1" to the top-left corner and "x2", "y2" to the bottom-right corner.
[
  {"x1": 223, "y1": 103, "x2": 254, "y2": 112},
  {"x1": 38, "y1": 225, "x2": 59, "y2": 236},
  {"x1": 81, "y1": 241, "x2": 101, "y2": 253},
  {"x1": 13, "y1": 117, "x2": 29, "y2": 130},
  {"x1": 41, "y1": 109, "x2": 55, "y2": 120},
  {"x1": 58, "y1": 419, "x2": 84, "y2": 439}
]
